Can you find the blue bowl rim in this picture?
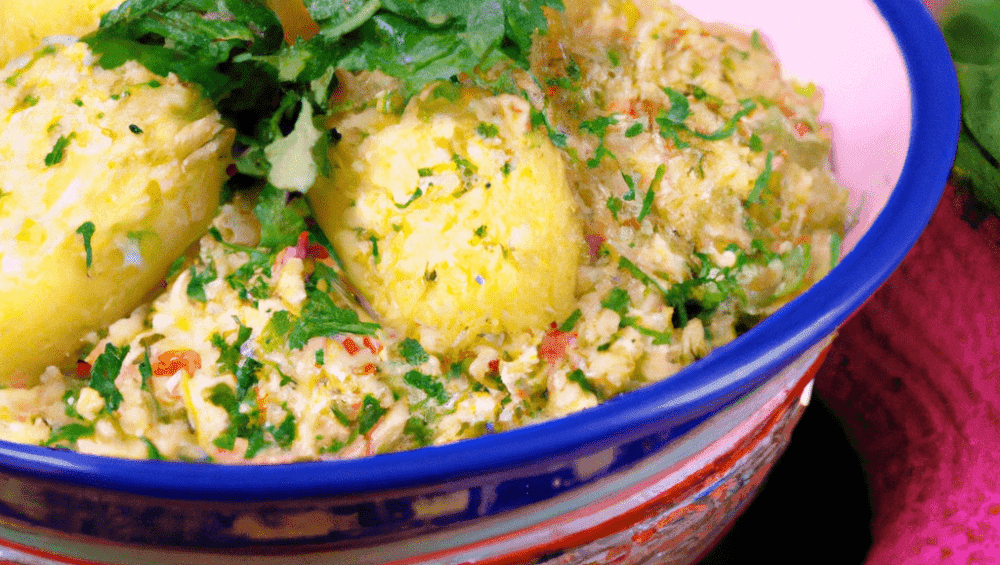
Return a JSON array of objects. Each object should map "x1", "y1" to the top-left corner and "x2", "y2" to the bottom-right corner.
[{"x1": 0, "y1": 0, "x2": 959, "y2": 502}]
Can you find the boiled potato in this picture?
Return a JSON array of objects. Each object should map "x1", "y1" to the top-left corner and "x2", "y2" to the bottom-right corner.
[
  {"x1": 0, "y1": 42, "x2": 234, "y2": 385},
  {"x1": 0, "y1": 0, "x2": 122, "y2": 65},
  {"x1": 309, "y1": 85, "x2": 586, "y2": 353}
]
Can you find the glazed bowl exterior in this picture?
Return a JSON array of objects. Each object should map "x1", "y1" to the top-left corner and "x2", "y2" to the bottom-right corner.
[{"x1": 0, "y1": 0, "x2": 958, "y2": 564}]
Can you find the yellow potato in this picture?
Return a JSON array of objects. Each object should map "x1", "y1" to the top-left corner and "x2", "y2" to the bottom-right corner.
[
  {"x1": 0, "y1": 0, "x2": 122, "y2": 65},
  {"x1": 0, "y1": 43, "x2": 234, "y2": 385},
  {"x1": 309, "y1": 85, "x2": 586, "y2": 353}
]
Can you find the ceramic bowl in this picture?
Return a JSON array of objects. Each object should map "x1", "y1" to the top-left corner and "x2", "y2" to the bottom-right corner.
[{"x1": 0, "y1": 0, "x2": 958, "y2": 563}]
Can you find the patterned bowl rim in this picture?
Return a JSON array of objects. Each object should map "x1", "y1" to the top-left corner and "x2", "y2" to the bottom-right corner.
[{"x1": 0, "y1": 0, "x2": 958, "y2": 502}]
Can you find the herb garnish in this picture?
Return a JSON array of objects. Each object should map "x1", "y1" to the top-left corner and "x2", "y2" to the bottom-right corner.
[
  {"x1": 89, "y1": 343, "x2": 129, "y2": 412},
  {"x1": 44, "y1": 133, "x2": 75, "y2": 166},
  {"x1": 75, "y1": 221, "x2": 96, "y2": 270}
]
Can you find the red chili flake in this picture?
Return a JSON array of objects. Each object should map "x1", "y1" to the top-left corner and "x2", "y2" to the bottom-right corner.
[
  {"x1": 75, "y1": 360, "x2": 92, "y2": 379},
  {"x1": 152, "y1": 349, "x2": 202, "y2": 377},
  {"x1": 353, "y1": 363, "x2": 377, "y2": 375},
  {"x1": 342, "y1": 337, "x2": 361, "y2": 356},
  {"x1": 793, "y1": 120, "x2": 811, "y2": 137},
  {"x1": 362, "y1": 336, "x2": 382, "y2": 356},
  {"x1": 292, "y1": 231, "x2": 330, "y2": 261},
  {"x1": 540, "y1": 328, "x2": 577, "y2": 365},
  {"x1": 488, "y1": 359, "x2": 500, "y2": 374}
]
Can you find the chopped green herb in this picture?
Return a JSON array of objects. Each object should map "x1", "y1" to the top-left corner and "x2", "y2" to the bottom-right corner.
[
  {"x1": 567, "y1": 369, "x2": 602, "y2": 399},
  {"x1": 129, "y1": 124, "x2": 143, "y2": 134},
  {"x1": 404, "y1": 417, "x2": 433, "y2": 447},
  {"x1": 474, "y1": 225, "x2": 488, "y2": 237},
  {"x1": 394, "y1": 188, "x2": 424, "y2": 209},
  {"x1": 749, "y1": 132, "x2": 764, "y2": 152},
  {"x1": 530, "y1": 108, "x2": 568, "y2": 148},
  {"x1": 369, "y1": 235, "x2": 380, "y2": 264},
  {"x1": 357, "y1": 394, "x2": 386, "y2": 435},
  {"x1": 580, "y1": 115, "x2": 618, "y2": 138},
  {"x1": 268, "y1": 408, "x2": 297, "y2": 448},
  {"x1": 399, "y1": 337, "x2": 430, "y2": 366},
  {"x1": 601, "y1": 287, "x2": 630, "y2": 318},
  {"x1": 417, "y1": 167, "x2": 434, "y2": 177},
  {"x1": 332, "y1": 407, "x2": 351, "y2": 427},
  {"x1": 637, "y1": 164, "x2": 665, "y2": 223},
  {"x1": 287, "y1": 289, "x2": 379, "y2": 349},
  {"x1": 607, "y1": 49, "x2": 621, "y2": 67},
  {"x1": 44, "y1": 133, "x2": 75, "y2": 166},
  {"x1": 404, "y1": 370, "x2": 449, "y2": 404},
  {"x1": 830, "y1": 232, "x2": 842, "y2": 269},
  {"x1": 43, "y1": 423, "x2": 95, "y2": 447},
  {"x1": 692, "y1": 98, "x2": 757, "y2": 141},
  {"x1": 477, "y1": 122, "x2": 500, "y2": 138},
  {"x1": 186, "y1": 263, "x2": 218, "y2": 303},
  {"x1": 315, "y1": 349, "x2": 325, "y2": 366},
  {"x1": 606, "y1": 195, "x2": 623, "y2": 220},
  {"x1": 89, "y1": 343, "x2": 129, "y2": 412},
  {"x1": 142, "y1": 437, "x2": 164, "y2": 459},
  {"x1": 558, "y1": 309, "x2": 583, "y2": 332},
  {"x1": 747, "y1": 151, "x2": 774, "y2": 204},
  {"x1": 75, "y1": 221, "x2": 96, "y2": 270},
  {"x1": 625, "y1": 122, "x2": 644, "y2": 138}
]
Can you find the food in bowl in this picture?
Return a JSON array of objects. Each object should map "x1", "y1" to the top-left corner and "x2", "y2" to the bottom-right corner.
[{"x1": 0, "y1": 0, "x2": 848, "y2": 463}]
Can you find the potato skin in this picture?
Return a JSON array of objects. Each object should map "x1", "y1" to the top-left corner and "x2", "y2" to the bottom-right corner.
[{"x1": 0, "y1": 43, "x2": 234, "y2": 385}]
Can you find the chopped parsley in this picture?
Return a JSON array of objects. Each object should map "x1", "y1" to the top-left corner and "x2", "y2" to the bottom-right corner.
[
  {"x1": 357, "y1": 394, "x2": 386, "y2": 435},
  {"x1": 567, "y1": 369, "x2": 602, "y2": 399},
  {"x1": 559, "y1": 309, "x2": 583, "y2": 332},
  {"x1": 637, "y1": 164, "x2": 665, "y2": 223},
  {"x1": 44, "y1": 133, "x2": 75, "y2": 166},
  {"x1": 43, "y1": 423, "x2": 95, "y2": 447},
  {"x1": 747, "y1": 151, "x2": 774, "y2": 204},
  {"x1": 129, "y1": 124, "x2": 143, "y2": 134},
  {"x1": 186, "y1": 263, "x2": 218, "y2": 303},
  {"x1": 89, "y1": 343, "x2": 129, "y2": 412},
  {"x1": 404, "y1": 370, "x2": 449, "y2": 404},
  {"x1": 625, "y1": 122, "x2": 644, "y2": 138},
  {"x1": 399, "y1": 337, "x2": 430, "y2": 365},
  {"x1": 75, "y1": 221, "x2": 96, "y2": 270},
  {"x1": 404, "y1": 417, "x2": 433, "y2": 447},
  {"x1": 287, "y1": 289, "x2": 379, "y2": 349},
  {"x1": 393, "y1": 188, "x2": 424, "y2": 209},
  {"x1": 476, "y1": 122, "x2": 500, "y2": 138}
]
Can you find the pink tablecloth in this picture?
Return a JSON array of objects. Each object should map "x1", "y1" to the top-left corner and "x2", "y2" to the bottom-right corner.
[{"x1": 815, "y1": 183, "x2": 1000, "y2": 564}]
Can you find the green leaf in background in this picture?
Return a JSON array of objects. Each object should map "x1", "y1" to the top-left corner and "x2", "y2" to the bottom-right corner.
[{"x1": 941, "y1": 0, "x2": 1000, "y2": 216}]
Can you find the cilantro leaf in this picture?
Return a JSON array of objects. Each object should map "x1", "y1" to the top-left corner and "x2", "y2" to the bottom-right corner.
[
  {"x1": 45, "y1": 133, "x2": 76, "y2": 166},
  {"x1": 254, "y1": 184, "x2": 308, "y2": 250},
  {"x1": 186, "y1": 263, "x2": 217, "y2": 303},
  {"x1": 399, "y1": 337, "x2": 430, "y2": 365},
  {"x1": 89, "y1": 344, "x2": 130, "y2": 412},
  {"x1": 75, "y1": 221, "x2": 96, "y2": 270},
  {"x1": 404, "y1": 370, "x2": 449, "y2": 404},
  {"x1": 404, "y1": 416, "x2": 433, "y2": 446},
  {"x1": 357, "y1": 394, "x2": 386, "y2": 434},
  {"x1": 567, "y1": 369, "x2": 602, "y2": 399},
  {"x1": 288, "y1": 290, "x2": 379, "y2": 349},
  {"x1": 43, "y1": 423, "x2": 95, "y2": 447},
  {"x1": 747, "y1": 151, "x2": 774, "y2": 204}
]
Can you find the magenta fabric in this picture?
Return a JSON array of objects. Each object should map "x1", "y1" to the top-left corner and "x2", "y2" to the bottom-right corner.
[{"x1": 816, "y1": 183, "x2": 1000, "y2": 563}]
